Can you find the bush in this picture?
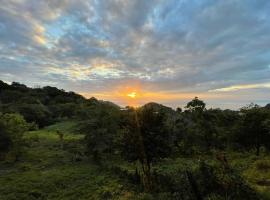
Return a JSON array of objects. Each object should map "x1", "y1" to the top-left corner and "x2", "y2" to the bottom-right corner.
[
  {"x1": 0, "y1": 113, "x2": 29, "y2": 161},
  {"x1": 147, "y1": 161, "x2": 261, "y2": 200},
  {"x1": 255, "y1": 160, "x2": 270, "y2": 171}
]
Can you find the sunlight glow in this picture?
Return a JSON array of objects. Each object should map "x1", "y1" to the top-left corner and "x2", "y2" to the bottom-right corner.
[
  {"x1": 34, "y1": 35, "x2": 46, "y2": 45},
  {"x1": 127, "y1": 92, "x2": 137, "y2": 98}
]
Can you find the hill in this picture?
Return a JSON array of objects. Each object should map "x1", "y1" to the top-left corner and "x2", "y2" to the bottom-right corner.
[
  {"x1": 0, "y1": 80, "x2": 119, "y2": 127},
  {"x1": 0, "y1": 80, "x2": 270, "y2": 199}
]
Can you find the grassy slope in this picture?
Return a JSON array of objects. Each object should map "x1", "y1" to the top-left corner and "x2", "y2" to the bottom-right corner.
[
  {"x1": 0, "y1": 122, "x2": 138, "y2": 200},
  {"x1": 0, "y1": 121, "x2": 270, "y2": 199}
]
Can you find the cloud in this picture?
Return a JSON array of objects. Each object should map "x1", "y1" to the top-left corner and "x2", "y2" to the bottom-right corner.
[
  {"x1": 209, "y1": 82, "x2": 270, "y2": 92},
  {"x1": 0, "y1": 0, "x2": 270, "y2": 108}
]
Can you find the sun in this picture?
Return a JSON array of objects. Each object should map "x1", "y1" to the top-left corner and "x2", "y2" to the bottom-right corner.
[{"x1": 127, "y1": 91, "x2": 137, "y2": 98}]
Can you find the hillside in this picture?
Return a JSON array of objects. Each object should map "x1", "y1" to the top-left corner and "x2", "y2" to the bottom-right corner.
[
  {"x1": 0, "y1": 81, "x2": 119, "y2": 127},
  {"x1": 1, "y1": 81, "x2": 270, "y2": 200}
]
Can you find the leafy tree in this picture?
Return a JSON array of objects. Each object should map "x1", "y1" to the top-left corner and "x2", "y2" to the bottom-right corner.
[
  {"x1": 199, "y1": 110, "x2": 220, "y2": 150},
  {"x1": 49, "y1": 103, "x2": 78, "y2": 119},
  {"x1": 265, "y1": 103, "x2": 270, "y2": 110},
  {"x1": 207, "y1": 109, "x2": 240, "y2": 149},
  {"x1": 181, "y1": 98, "x2": 218, "y2": 152},
  {"x1": 16, "y1": 103, "x2": 52, "y2": 127},
  {"x1": 80, "y1": 103, "x2": 121, "y2": 161},
  {"x1": 186, "y1": 97, "x2": 206, "y2": 113},
  {"x1": 0, "y1": 122, "x2": 10, "y2": 158},
  {"x1": 0, "y1": 113, "x2": 29, "y2": 161},
  {"x1": 0, "y1": 80, "x2": 10, "y2": 91},
  {"x1": 120, "y1": 104, "x2": 172, "y2": 191},
  {"x1": 170, "y1": 110, "x2": 190, "y2": 153},
  {"x1": 176, "y1": 107, "x2": 182, "y2": 113},
  {"x1": 234, "y1": 104, "x2": 270, "y2": 155},
  {"x1": 0, "y1": 90, "x2": 24, "y2": 104}
]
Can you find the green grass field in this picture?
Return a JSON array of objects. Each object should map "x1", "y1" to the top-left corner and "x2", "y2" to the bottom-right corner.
[
  {"x1": 0, "y1": 121, "x2": 270, "y2": 200},
  {"x1": 0, "y1": 122, "x2": 140, "y2": 200}
]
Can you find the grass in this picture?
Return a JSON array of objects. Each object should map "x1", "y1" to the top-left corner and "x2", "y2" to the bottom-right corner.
[
  {"x1": 0, "y1": 164, "x2": 131, "y2": 200},
  {"x1": 0, "y1": 122, "x2": 139, "y2": 200},
  {"x1": 243, "y1": 158, "x2": 270, "y2": 199},
  {"x1": 43, "y1": 120, "x2": 80, "y2": 134}
]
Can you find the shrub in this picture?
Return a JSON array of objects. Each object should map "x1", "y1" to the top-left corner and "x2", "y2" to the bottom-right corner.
[
  {"x1": 255, "y1": 160, "x2": 270, "y2": 171},
  {"x1": 0, "y1": 113, "x2": 29, "y2": 161}
]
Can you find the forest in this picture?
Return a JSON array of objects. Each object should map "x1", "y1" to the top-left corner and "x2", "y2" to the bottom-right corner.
[{"x1": 0, "y1": 80, "x2": 270, "y2": 200}]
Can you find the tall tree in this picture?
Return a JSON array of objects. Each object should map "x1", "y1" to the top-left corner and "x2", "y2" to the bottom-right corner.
[
  {"x1": 120, "y1": 104, "x2": 172, "y2": 191},
  {"x1": 0, "y1": 113, "x2": 28, "y2": 161},
  {"x1": 79, "y1": 103, "x2": 121, "y2": 161},
  {"x1": 235, "y1": 104, "x2": 270, "y2": 155},
  {"x1": 186, "y1": 97, "x2": 206, "y2": 113}
]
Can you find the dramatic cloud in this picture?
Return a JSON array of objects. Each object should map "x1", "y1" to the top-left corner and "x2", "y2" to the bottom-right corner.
[{"x1": 1, "y1": 0, "x2": 270, "y2": 108}]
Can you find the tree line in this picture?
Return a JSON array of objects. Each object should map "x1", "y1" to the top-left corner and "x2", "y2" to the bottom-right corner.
[{"x1": 78, "y1": 98, "x2": 270, "y2": 192}]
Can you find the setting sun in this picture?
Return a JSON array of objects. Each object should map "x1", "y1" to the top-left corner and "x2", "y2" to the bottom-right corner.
[{"x1": 127, "y1": 92, "x2": 137, "y2": 98}]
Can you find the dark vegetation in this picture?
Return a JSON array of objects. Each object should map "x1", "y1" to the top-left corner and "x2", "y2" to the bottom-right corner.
[{"x1": 0, "y1": 80, "x2": 270, "y2": 200}]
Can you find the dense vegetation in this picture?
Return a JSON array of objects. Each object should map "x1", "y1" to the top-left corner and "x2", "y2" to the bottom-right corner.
[{"x1": 0, "y1": 81, "x2": 270, "y2": 200}]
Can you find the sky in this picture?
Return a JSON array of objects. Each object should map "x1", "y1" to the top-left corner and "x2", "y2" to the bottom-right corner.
[{"x1": 0, "y1": 0, "x2": 270, "y2": 109}]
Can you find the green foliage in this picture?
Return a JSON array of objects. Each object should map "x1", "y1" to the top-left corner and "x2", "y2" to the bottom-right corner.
[
  {"x1": 120, "y1": 104, "x2": 172, "y2": 164},
  {"x1": 138, "y1": 104, "x2": 173, "y2": 163},
  {"x1": 0, "y1": 81, "x2": 90, "y2": 126},
  {"x1": 233, "y1": 104, "x2": 270, "y2": 155},
  {"x1": 79, "y1": 102, "x2": 121, "y2": 160},
  {"x1": 119, "y1": 104, "x2": 174, "y2": 191},
  {"x1": 0, "y1": 125, "x2": 138, "y2": 200},
  {"x1": 0, "y1": 113, "x2": 29, "y2": 161},
  {"x1": 44, "y1": 120, "x2": 80, "y2": 134},
  {"x1": 16, "y1": 103, "x2": 52, "y2": 127},
  {"x1": 243, "y1": 158, "x2": 270, "y2": 198},
  {"x1": 1, "y1": 121, "x2": 270, "y2": 199},
  {"x1": 185, "y1": 96, "x2": 206, "y2": 112}
]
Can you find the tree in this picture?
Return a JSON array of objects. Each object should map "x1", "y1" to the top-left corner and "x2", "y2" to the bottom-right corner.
[
  {"x1": 199, "y1": 110, "x2": 220, "y2": 150},
  {"x1": 0, "y1": 122, "x2": 11, "y2": 159},
  {"x1": 170, "y1": 109, "x2": 190, "y2": 153},
  {"x1": 186, "y1": 97, "x2": 206, "y2": 113},
  {"x1": 0, "y1": 113, "x2": 29, "y2": 161},
  {"x1": 235, "y1": 104, "x2": 270, "y2": 156},
  {"x1": 182, "y1": 98, "x2": 219, "y2": 152},
  {"x1": 176, "y1": 107, "x2": 182, "y2": 113},
  {"x1": 17, "y1": 103, "x2": 52, "y2": 127},
  {"x1": 80, "y1": 103, "x2": 121, "y2": 161},
  {"x1": 120, "y1": 104, "x2": 172, "y2": 191}
]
